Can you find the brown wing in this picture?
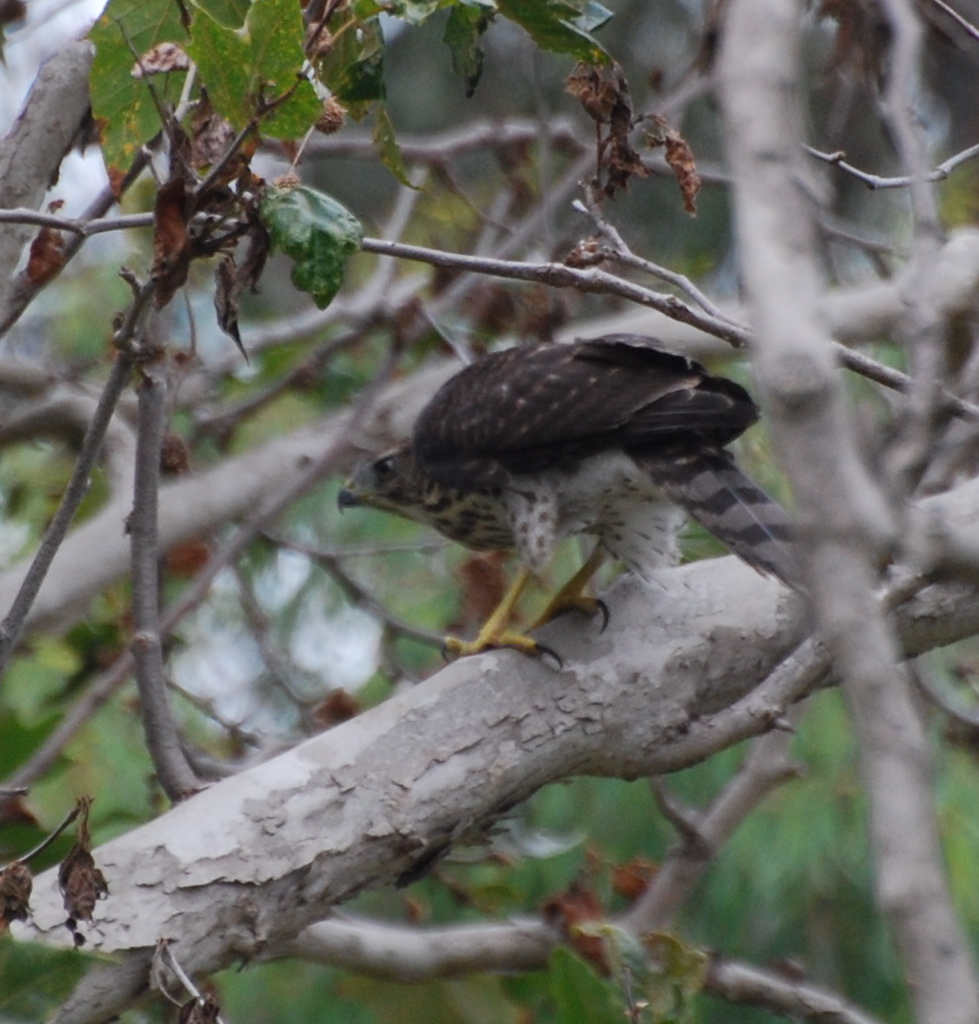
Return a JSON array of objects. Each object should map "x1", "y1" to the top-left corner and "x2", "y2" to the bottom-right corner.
[{"x1": 412, "y1": 336, "x2": 759, "y2": 488}]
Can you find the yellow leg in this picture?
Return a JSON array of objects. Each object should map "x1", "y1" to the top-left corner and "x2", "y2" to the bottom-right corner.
[
  {"x1": 443, "y1": 567, "x2": 545, "y2": 658},
  {"x1": 531, "y1": 545, "x2": 608, "y2": 629}
]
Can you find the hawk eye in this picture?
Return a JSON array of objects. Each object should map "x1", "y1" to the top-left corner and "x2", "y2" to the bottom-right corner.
[{"x1": 374, "y1": 455, "x2": 396, "y2": 479}]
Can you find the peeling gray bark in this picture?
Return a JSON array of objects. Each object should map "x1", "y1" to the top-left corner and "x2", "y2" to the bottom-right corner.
[
  {"x1": 12, "y1": 473, "x2": 979, "y2": 1024},
  {"x1": 0, "y1": 40, "x2": 94, "y2": 326}
]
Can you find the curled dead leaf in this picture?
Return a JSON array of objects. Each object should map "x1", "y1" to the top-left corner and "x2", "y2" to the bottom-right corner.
[
  {"x1": 178, "y1": 993, "x2": 221, "y2": 1024},
  {"x1": 160, "y1": 431, "x2": 191, "y2": 475},
  {"x1": 57, "y1": 797, "x2": 108, "y2": 946},
  {"x1": 0, "y1": 861, "x2": 33, "y2": 930},
  {"x1": 131, "y1": 41, "x2": 190, "y2": 78},
  {"x1": 313, "y1": 688, "x2": 361, "y2": 729},
  {"x1": 566, "y1": 62, "x2": 647, "y2": 198},
  {"x1": 647, "y1": 115, "x2": 701, "y2": 215},
  {"x1": 26, "y1": 226, "x2": 66, "y2": 286},
  {"x1": 152, "y1": 177, "x2": 192, "y2": 307},
  {"x1": 543, "y1": 883, "x2": 609, "y2": 974}
]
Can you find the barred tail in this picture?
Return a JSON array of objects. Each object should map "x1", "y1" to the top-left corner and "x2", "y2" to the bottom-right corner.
[{"x1": 635, "y1": 449, "x2": 803, "y2": 589}]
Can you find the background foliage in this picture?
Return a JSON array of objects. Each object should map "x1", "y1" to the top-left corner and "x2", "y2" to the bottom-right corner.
[{"x1": 2, "y1": 0, "x2": 979, "y2": 1021}]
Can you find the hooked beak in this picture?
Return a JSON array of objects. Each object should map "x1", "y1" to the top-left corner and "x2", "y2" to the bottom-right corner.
[{"x1": 337, "y1": 486, "x2": 360, "y2": 511}]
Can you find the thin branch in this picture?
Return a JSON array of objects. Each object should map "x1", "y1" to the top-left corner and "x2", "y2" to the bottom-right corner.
[
  {"x1": 359, "y1": 236, "x2": 979, "y2": 420},
  {"x1": 360, "y1": 237, "x2": 752, "y2": 349},
  {"x1": 706, "y1": 956, "x2": 888, "y2": 1024},
  {"x1": 925, "y1": 0, "x2": 979, "y2": 40},
  {"x1": 13, "y1": 804, "x2": 81, "y2": 866},
  {"x1": 573, "y1": 186, "x2": 739, "y2": 325},
  {"x1": 624, "y1": 723, "x2": 800, "y2": 935},
  {"x1": 719, "y1": 1, "x2": 979, "y2": 1019},
  {"x1": 271, "y1": 535, "x2": 445, "y2": 649},
  {"x1": 129, "y1": 363, "x2": 200, "y2": 800},
  {"x1": 0, "y1": 344, "x2": 140, "y2": 680},
  {"x1": 805, "y1": 141, "x2": 979, "y2": 189},
  {"x1": 232, "y1": 563, "x2": 323, "y2": 716},
  {"x1": 0, "y1": 148, "x2": 150, "y2": 336},
  {"x1": 639, "y1": 634, "x2": 829, "y2": 774},
  {"x1": 277, "y1": 914, "x2": 886, "y2": 1024}
]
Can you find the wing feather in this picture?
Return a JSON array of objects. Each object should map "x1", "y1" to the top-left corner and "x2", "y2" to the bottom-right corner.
[{"x1": 412, "y1": 336, "x2": 758, "y2": 488}]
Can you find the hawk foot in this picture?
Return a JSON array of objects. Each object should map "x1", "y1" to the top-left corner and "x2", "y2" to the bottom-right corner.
[
  {"x1": 442, "y1": 632, "x2": 561, "y2": 666},
  {"x1": 531, "y1": 546, "x2": 610, "y2": 632},
  {"x1": 532, "y1": 594, "x2": 609, "y2": 632}
]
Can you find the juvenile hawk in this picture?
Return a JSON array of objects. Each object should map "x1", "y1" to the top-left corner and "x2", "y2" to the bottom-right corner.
[{"x1": 339, "y1": 335, "x2": 798, "y2": 656}]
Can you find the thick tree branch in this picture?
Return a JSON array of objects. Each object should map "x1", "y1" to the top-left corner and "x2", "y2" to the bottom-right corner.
[
  {"x1": 12, "y1": 484, "x2": 979, "y2": 1018},
  {"x1": 280, "y1": 916, "x2": 888, "y2": 1024},
  {"x1": 718, "y1": 2, "x2": 979, "y2": 1022},
  {"x1": 0, "y1": 40, "x2": 94, "y2": 328}
]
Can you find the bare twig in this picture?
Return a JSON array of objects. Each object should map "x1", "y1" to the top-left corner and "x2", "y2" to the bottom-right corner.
[
  {"x1": 706, "y1": 956, "x2": 888, "y2": 1024},
  {"x1": 360, "y1": 237, "x2": 753, "y2": 348},
  {"x1": 805, "y1": 141, "x2": 979, "y2": 189},
  {"x1": 233, "y1": 563, "x2": 323, "y2": 715},
  {"x1": 0, "y1": 314, "x2": 146, "y2": 680},
  {"x1": 130, "y1": 362, "x2": 199, "y2": 800},
  {"x1": 926, "y1": 0, "x2": 979, "y2": 39},
  {"x1": 270, "y1": 534, "x2": 445, "y2": 649},
  {"x1": 277, "y1": 913, "x2": 886, "y2": 1024},
  {"x1": 624, "y1": 724, "x2": 800, "y2": 934},
  {"x1": 11, "y1": 804, "x2": 81, "y2": 866}
]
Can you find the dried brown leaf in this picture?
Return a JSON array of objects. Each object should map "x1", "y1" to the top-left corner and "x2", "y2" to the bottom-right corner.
[
  {"x1": 611, "y1": 856, "x2": 658, "y2": 901},
  {"x1": 214, "y1": 218, "x2": 268, "y2": 359},
  {"x1": 152, "y1": 177, "x2": 192, "y2": 307},
  {"x1": 313, "y1": 688, "x2": 361, "y2": 729},
  {"x1": 566, "y1": 63, "x2": 620, "y2": 123},
  {"x1": 543, "y1": 883, "x2": 609, "y2": 974},
  {"x1": 0, "y1": 861, "x2": 33, "y2": 930},
  {"x1": 564, "y1": 237, "x2": 605, "y2": 269},
  {"x1": 190, "y1": 99, "x2": 238, "y2": 174},
  {"x1": 646, "y1": 115, "x2": 701, "y2": 216},
  {"x1": 178, "y1": 994, "x2": 221, "y2": 1024},
  {"x1": 160, "y1": 431, "x2": 191, "y2": 475},
  {"x1": 166, "y1": 540, "x2": 211, "y2": 577},
  {"x1": 567, "y1": 62, "x2": 646, "y2": 198},
  {"x1": 131, "y1": 41, "x2": 190, "y2": 78},
  {"x1": 58, "y1": 797, "x2": 108, "y2": 945},
  {"x1": 26, "y1": 226, "x2": 66, "y2": 285}
]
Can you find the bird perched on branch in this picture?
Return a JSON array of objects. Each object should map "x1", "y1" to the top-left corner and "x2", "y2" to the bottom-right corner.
[{"x1": 338, "y1": 335, "x2": 799, "y2": 658}]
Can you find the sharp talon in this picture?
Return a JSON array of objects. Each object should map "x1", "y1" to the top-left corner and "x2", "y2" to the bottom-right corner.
[
  {"x1": 535, "y1": 642, "x2": 563, "y2": 669},
  {"x1": 596, "y1": 599, "x2": 610, "y2": 633}
]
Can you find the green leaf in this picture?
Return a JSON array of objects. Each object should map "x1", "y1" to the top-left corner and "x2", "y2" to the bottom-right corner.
[
  {"x1": 496, "y1": 0, "x2": 611, "y2": 64},
  {"x1": 185, "y1": 9, "x2": 252, "y2": 126},
  {"x1": 549, "y1": 947, "x2": 621, "y2": 1024},
  {"x1": 0, "y1": 941, "x2": 90, "y2": 1020},
  {"x1": 321, "y1": 16, "x2": 385, "y2": 111},
  {"x1": 353, "y1": 0, "x2": 443, "y2": 25},
  {"x1": 192, "y1": 0, "x2": 250, "y2": 28},
  {"x1": 3, "y1": 639, "x2": 81, "y2": 724},
  {"x1": 443, "y1": 3, "x2": 494, "y2": 96},
  {"x1": 187, "y1": 0, "x2": 322, "y2": 138},
  {"x1": 88, "y1": 0, "x2": 189, "y2": 177},
  {"x1": 373, "y1": 103, "x2": 413, "y2": 187},
  {"x1": 639, "y1": 933, "x2": 708, "y2": 1023},
  {"x1": 260, "y1": 185, "x2": 363, "y2": 309}
]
